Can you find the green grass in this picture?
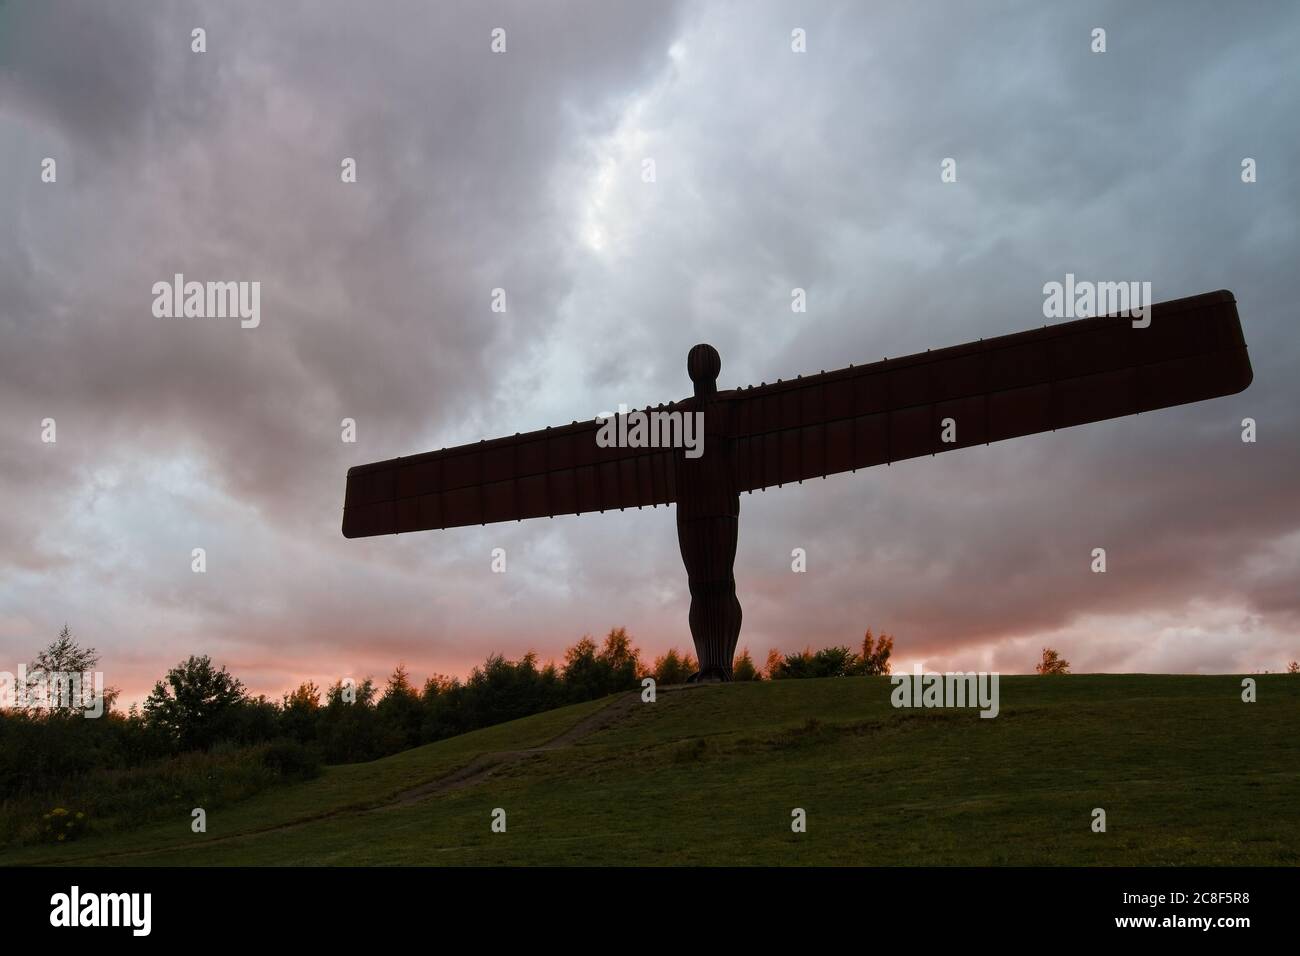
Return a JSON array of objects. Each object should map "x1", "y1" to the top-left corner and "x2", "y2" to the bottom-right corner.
[{"x1": 4, "y1": 675, "x2": 1296, "y2": 866}]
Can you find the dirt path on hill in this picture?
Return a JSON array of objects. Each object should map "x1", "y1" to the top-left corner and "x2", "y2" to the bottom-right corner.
[{"x1": 379, "y1": 687, "x2": 646, "y2": 808}]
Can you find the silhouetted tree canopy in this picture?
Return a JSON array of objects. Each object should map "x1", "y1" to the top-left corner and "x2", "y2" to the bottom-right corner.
[
  {"x1": 767, "y1": 629, "x2": 894, "y2": 679},
  {"x1": 24, "y1": 625, "x2": 119, "y2": 713},
  {"x1": 732, "y1": 647, "x2": 761, "y2": 681},
  {"x1": 1036, "y1": 648, "x2": 1071, "y2": 675},
  {"x1": 3, "y1": 624, "x2": 905, "y2": 804},
  {"x1": 142, "y1": 655, "x2": 247, "y2": 749},
  {"x1": 651, "y1": 648, "x2": 696, "y2": 685}
]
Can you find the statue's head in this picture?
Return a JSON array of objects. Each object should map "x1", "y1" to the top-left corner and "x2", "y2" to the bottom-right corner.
[{"x1": 687, "y1": 343, "x2": 721, "y2": 398}]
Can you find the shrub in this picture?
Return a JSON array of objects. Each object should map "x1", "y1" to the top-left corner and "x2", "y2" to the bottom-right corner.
[
  {"x1": 0, "y1": 744, "x2": 284, "y2": 847},
  {"x1": 260, "y1": 740, "x2": 322, "y2": 780}
]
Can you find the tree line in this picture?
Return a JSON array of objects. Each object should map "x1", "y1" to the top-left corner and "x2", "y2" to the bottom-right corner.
[{"x1": 1, "y1": 626, "x2": 896, "y2": 793}]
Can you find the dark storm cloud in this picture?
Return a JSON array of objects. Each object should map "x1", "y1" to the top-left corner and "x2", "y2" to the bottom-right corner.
[{"x1": 1, "y1": 0, "x2": 1297, "y2": 700}]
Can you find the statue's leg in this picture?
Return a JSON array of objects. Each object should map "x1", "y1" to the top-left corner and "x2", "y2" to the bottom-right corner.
[{"x1": 677, "y1": 506, "x2": 742, "y2": 681}]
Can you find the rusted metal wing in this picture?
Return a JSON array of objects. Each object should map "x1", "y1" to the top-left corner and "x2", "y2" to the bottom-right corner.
[
  {"x1": 726, "y1": 290, "x2": 1252, "y2": 492},
  {"x1": 342, "y1": 409, "x2": 684, "y2": 537}
]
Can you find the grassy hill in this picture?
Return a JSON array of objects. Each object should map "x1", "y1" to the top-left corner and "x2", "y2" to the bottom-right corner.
[{"x1": 4, "y1": 675, "x2": 1296, "y2": 866}]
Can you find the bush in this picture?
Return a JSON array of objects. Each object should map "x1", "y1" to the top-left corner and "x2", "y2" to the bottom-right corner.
[
  {"x1": 0, "y1": 745, "x2": 283, "y2": 847},
  {"x1": 260, "y1": 739, "x2": 322, "y2": 780},
  {"x1": 769, "y1": 646, "x2": 856, "y2": 679},
  {"x1": 767, "y1": 629, "x2": 895, "y2": 679}
]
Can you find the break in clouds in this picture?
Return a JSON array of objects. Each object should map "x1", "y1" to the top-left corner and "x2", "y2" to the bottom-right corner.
[{"x1": 2, "y1": 0, "x2": 1299, "y2": 702}]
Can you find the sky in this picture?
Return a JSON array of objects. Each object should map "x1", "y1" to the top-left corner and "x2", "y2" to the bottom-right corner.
[{"x1": 2, "y1": 0, "x2": 1298, "y2": 705}]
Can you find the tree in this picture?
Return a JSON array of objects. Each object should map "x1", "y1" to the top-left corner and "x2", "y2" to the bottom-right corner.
[
  {"x1": 325, "y1": 676, "x2": 376, "y2": 708},
  {"x1": 377, "y1": 663, "x2": 423, "y2": 750},
  {"x1": 382, "y1": 664, "x2": 416, "y2": 700},
  {"x1": 846, "y1": 628, "x2": 894, "y2": 676},
  {"x1": 1287, "y1": 661, "x2": 1298, "y2": 675},
  {"x1": 652, "y1": 648, "x2": 696, "y2": 685},
  {"x1": 281, "y1": 681, "x2": 321, "y2": 743},
  {"x1": 25, "y1": 625, "x2": 118, "y2": 713},
  {"x1": 143, "y1": 655, "x2": 247, "y2": 749},
  {"x1": 32, "y1": 624, "x2": 98, "y2": 676},
  {"x1": 763, "y1": 649, "x2": 783, "y2": 679},
  {"x1": 421, "y1": 674, "x2": 458, "y2": 700},
  {"x1": 732, "y1": 647, "x2": 761, "y2": 681},
  {"x1": 284, "y1": 680, "x2": 321, "y2": 710},
  {"x1": 562, "y1": 636, "x2": 605, "y2": 701},
  {"x1": 319, "y1": 677, "x2": 381, "y2": 763},
  {"x1": 596, "y1": 628, "x2": 644, "y2": 687},
  {"x1": 1036, "y1": 648, "x2": 1071, "y2": 675},
  {"x1": 556, "y1": 630, "x2": 643, "y2": 701}
]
